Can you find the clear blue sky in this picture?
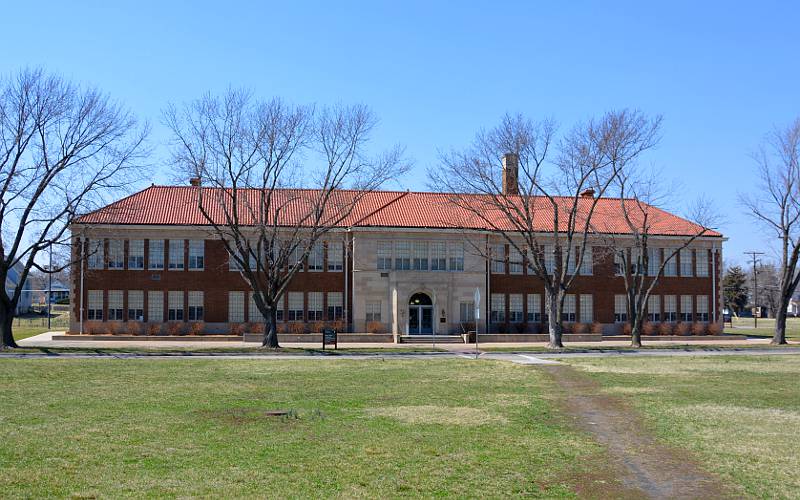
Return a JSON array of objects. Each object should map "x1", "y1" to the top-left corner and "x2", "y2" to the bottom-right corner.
[{"x1": 3, "y1": 1, "x2": 798, "y2": 266}]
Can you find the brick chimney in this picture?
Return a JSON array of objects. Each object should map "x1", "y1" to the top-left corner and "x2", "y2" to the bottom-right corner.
[
  {"x1": 580, "y1": 188, "x2": 595, "y2": 198},
  {"x1": 502, "y1": 153, "x2": 519, "y2": 195},
  {"x1": 189, "y1": 177, "x2": 201, "y2": 187}
]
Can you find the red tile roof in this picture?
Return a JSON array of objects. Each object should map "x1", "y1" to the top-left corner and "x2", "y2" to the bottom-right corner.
[{"x1": 75, "y1": 185, "x2": 721, "y2": 238}]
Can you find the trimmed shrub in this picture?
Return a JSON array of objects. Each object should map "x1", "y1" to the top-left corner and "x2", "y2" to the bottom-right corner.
[
  {"x1": 366, "y1": 321, "x2": 385, "y2": 334},
  {"x1": 126, "y1": 321, "x2": 142, "y2": 336},
  {"x1": 310, "y1": 321, "x2": 326, "y2": 333},
  {"x1": 166, "y1": 322, "x2": 183, "y2": 336},
  {"x1": 707, "y1": 322, "x2": 723, "y2": 335},
  {"x1": 591, "y1": 322, "x2": 604, "y2": 335},
  {"x1": 146, "y1": 323, "x2": 161, "y2": 336},
  {"x1": 622, "y1": 323, "x2": 633, "y2": 335},
  {"x1": 675, "y1": 322, "x2": 691, "y2": 336},
  {"x1": 692, "y1": 322, "x2": 707, "y2": 336},
  {"x1": 329, "y1": 320, "x2": 346, "y2": 332},
  {"x1": 572, "y1": 322, "x2": 588, "y2": 334},
  {"x1": 642, "y1": 322, "x2": 657, "y2": 336},
  {"x1": 658, "y1": 322, "x2": 674, "y2": 336},
  {"x1": 189, "y1": 322, "x2": 205, "y2": 335},
  {"x1": 288, "y1": 322, "x2": 306, "y2": 334}
]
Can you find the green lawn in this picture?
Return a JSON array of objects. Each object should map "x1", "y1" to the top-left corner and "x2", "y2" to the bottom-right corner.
[
  {"x1": 565, "y1": 355, "x2": 800, "y2": 498},
  {"x1": 729, "y1": 316, "x2": 800, "y2": 340},
  {"x1": 11, "y1": 307, "x2": 70, "y2": 341},
  {"x1": 0, "y1": 359, "x2": 606, "y2": 498}
]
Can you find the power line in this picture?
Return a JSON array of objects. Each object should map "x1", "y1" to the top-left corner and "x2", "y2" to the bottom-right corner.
[{"x1": 744, "y1": 251, "x2": 764, "y2": 328}]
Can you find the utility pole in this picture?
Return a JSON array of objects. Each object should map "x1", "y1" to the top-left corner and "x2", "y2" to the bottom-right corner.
[
  {"x1": 744, "y1": 251, "x2": 764, "y2": 328},
  {"x1": 47, "y1": 244, "x2": 52, "y2": 330}
]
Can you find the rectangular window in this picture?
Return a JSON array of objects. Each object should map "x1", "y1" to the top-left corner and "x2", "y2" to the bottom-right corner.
[
  {"x1": 276, "y1": 296, "x2": 284, "y2": 322},
  {"x1": 491, "y1": 293, "x2": 505, "y2": 322},
  {"x1": 228, "y1": 247, "x2": 243, "y2": 271},
  {"x1": 664, "y1": 295, "x2": 677, "y2": 322},
  {"x1": 108, "y1": 240, "x2": 124, "y2": 269},
  {"x1": 365, "y1": 301, "x2": 382, "y2": 323},
  {"x1": 527, "y1": 294, "x2": 541, "y2": 323},
  {"x1": 394, "y1": 241, "x2": 411, "y2": 270},
  {"x1": 680, "y1": 248, "x2": 693, "y2": 277},
  {"x1": 448, "y1": 242, "x2": 464, "y2": 271},
  {"x1": 149, "y1": 240, "x2": 164, "y2": 270},
  {"x1": 544, "y1": 245, "x2": 555, "y2": 274},
  {"x1": 614, "y1": 294, "x2": 627, "y2": 323},
  {"x1": 188, "y1": 240, "x2": 204, "y2": 270},
  {"x1": 491, "y1": 244, "x2": 506, "y2": 274},
  {"x1": 630, "y1": 247, "x2": 643, "y2": 274},
  {"x1": 508, "y1": 247, "x2": 523, "y2": 274},
  {"x1": 648, "y1": 295, "x2": 661, "y2": 322},
  {"x1": 128, "y1": 240, "x2": 144, "y2": 269},
  {"x1": 168, "y1": 291, "x2": 184, "y2": 321},
  {"x1": 579, "y1": 294, "x2": 593, "y2": 323},
  {"x1": 696, "y1": 249, "x2": 709, "y2": 277},
  {"x1": 562, "y1": 294, "x2": 576, "y2": 322},
  {"x1": 327, "y1": 242, "x2": 343, "y2": 271},
  {"x1": 509, "y1": 294, "x2": 523, "y2": 322},
  {"x1": 377, "y1": 241, "x2": 392, "y2": 271},
  {"x1": 168, "y1": 240, "x2": 184, "y2": 270},
  {"x1": 248, "y1": 292, "x2": 266, "y2": 322},
  {"x1": 681, "y1": 295, "x2": 693, "y2": 322},
  {"x1": 88, "y1": 239, "x2": 104, "y2": 270},
  {"x1": 128, "y1": 290, "x2": 144, "y2": 321},
  {"x1": 459, "y1": 301, "x2": 475, "y2": 323},
  {"x1": 148, "y1": 291, "x2": 163, "y2": 322},
  {"x1": 647, "y1": 247, "x2": 661, "y2": 276},
  {"x1": 697, "y1": 295, "x2": 709, "y2": 322},
  {"x1": 614, "y1": 249, "x2": 626, "y2": 276},
  {"x1": 288, "y1": 292, "x2": 304, "y2": 321},
  {"x1": 87, "y1": 290, "x2": 103, "y2": 320},
  {"x1": 107, "y1": 290, "x2": 123, "y2": 320},
  {"x1": 229, "y1": 291, "x2": 245, "y2": 323},
  {"x1": 307, "y1": 292, "x2": 323, "y2": 321},
  {"x1": 431, "y1": 242, "x2": 447, "y2": 271},
  {"x1": 562, "y1": 248, "x2": 576, "y2": 275},
  {"x1": 663, "y1": 249, "x2": 678, "y2": 276},
  {"x1": 412, "y1": 241, "x2": 428, "y2": 270},
  {"x1": 188, "y1": 291, "x2": 203, "y2": 321},
  {"x1": 579, "y1": 246, "x2": 593, "y2": 275},
  {"x1": 327, "y1": 292, "x2": 343, "y2": 320},
  {"x1": 308, "y1": 243, "x2": 324, "y2": 271},
  {"x1": 288, "y1": 245, "x2": 304, "y2": 272}
]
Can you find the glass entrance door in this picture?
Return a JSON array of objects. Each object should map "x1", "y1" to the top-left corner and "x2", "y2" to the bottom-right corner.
[{"x1": 408, "y1": 293, "x2": 434, "y2": 335}]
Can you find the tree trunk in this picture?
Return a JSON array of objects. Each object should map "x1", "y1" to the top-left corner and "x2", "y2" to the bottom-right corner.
[
  {"x1": 262, "y1": 306, "x2": 280, "y2": 349},
  {"x1": 772, "y1": 304, "x2": 788, "y2": 345},
  {"x1": 0, "y1": 305, "x2": 18, "y2": 349},
  {"x1": 546, "y1": 293, "x2": 563, "y2": 349},
  {"x1": 630, "y1": 316, "x2": 642, "y2": 348}
]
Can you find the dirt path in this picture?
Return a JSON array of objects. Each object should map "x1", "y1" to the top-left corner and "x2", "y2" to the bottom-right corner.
[{"x1": 542, "y1": 365, "x2": 733, "y2": 499}]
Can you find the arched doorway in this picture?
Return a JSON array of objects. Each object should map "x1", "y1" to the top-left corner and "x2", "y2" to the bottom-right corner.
[{"x1": 408, "y1": 292, "x2": 434, "y2": 334}]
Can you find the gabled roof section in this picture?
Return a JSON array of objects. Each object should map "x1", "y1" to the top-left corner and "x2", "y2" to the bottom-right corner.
[{"x1": 74, "y1": 185, "x2": 722, "y2": 238}]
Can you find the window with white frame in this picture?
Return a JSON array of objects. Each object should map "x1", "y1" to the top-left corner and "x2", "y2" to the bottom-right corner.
[
  {"x1": 412, "y1": 241, "x2": 428, "y2": 270},
  {"x1": 288, "y1": 245, "x2": 303, "y2": 272},
  {"x1": 431, "y1": 242, "x2": 447, "y2": 271},
  {"x1": 148, "y1": 291, "x2": 163, "y2": 322},
  {"x1": 664, "y1": 249, "x2": 678, "y2": 276},
  {"x1": 544, "y1": 245, "x2": 555, "y2": 274},
  {"x1": 647, "y1": 247, "x2": 661, "y2": 276},
  {"x1": 696, "y1": 295, "x2": 709, "y2": 321},
  {"x1": 288, "y1": 292, "x2": 303, "y2": 321},
  {"x1": 365, "y1": 301, "x2": 382, "y2": 322},
  {"x1": 579, "y1": 294, "x2": 593, "y2": 323},
  {"x1": 88, "y1": 240, "x2": 104, "y2": 270},
  {"x1": 394, "y1": 241, "x2": 411, "y2": 270},
  {"x1": 168, "y1": 291, "x2": 184, "y2": 321},
  {"x1": 680, "y1": 248, "x2": 693, "y2": 276},
  {"x1": 248, "y1": 292, "x2": 266, "y2": 322},
  {"x1": 327, "y1": 292, "x2": 343, "y2": 320},
  {"x1": 87, "y1": 290, "x2": 103, "y2": 320},
  {"x1": 228, "y1": 247, "x2": 243, "y2": 271},
  {"x1": 188, "y1": 291, "x2": 203, "y2": 321},
  {"x1": 327, "y1": 242, "x2": 343, "y2": 271},
  {"x1": 664, "y1": 295, "x2": 677, "y2": 322},
  {"x1": 647, "y1": 295, "x2": 661, "y2": 322},
  {"x1": 128, "y1": 240, "x2": 144, "y2": 269},
  {"x1": 630, "y1": 247, "x2": 643, "y2": 274},
  {"x1": 308, "y1": 243, "x2": 324, "y2": 271},
  {"x1": 168, "y1": 240, "x2": 184, "y2": 270},
  {"x1": 229, "y1": 291, "x2": 245, "y2": 323},
  {"x1": 459, "y1": 301, "x2": 475, "y2": 322},
  {"x1": 562, "y1": 248, "x2": 576, "y2": 275},
  {"x1": 307, "y1": 292, "x2": 323, "y2": 321},
  {"x1": 695, "y1": 249, "x2": 709, "y2": 277},
  {"x1": 680, "y1": 295, "x2": 693, "y2": 322},
  {"x1": 107, "y1": 290, "x2": 123, "y2": 320},
  {"x1": 188, "y1": 240, "x2": 204, "y2": 270},
  {"x1": 508, "y1": 247, "x2": 523, "y2": 275},
  {"x1": 614, "y1": 249, "x2": 626, "y2": 276},
  {"x1": 149, "y1": 240, "x2": 164, "y2": 270},
  {"x1": 614, "y1": 294, "x2": 627, "y2": 322},
  {"x1": 449, "y1": 242, "x2": 464, "y2": 271},
  {"x1": 108, "y1": 240, "x2": 124, "y2": 269},
  {"x1": 275, "y1": 296, "x2": 284, "y2": 322},
  {"x1": 128, "y1": 290, "x2": 144, "y2": 321},
  {"x1": 491, "y1": 293, "x2": 505, "y2": 322},
  {"x1": 509, "y1": 294, "x2": 523, "y2": 322},
  {"x1": 377, "y1": 241, "x2": 392, "y2": 271},
  {"x1": 562, "y1": 294, "x2": 576, "y2": 322},
  {"x1": 527, "y1": 294, "x2": 541, "y2": 323},
  {"x1": 491, "y1": 244, "x2": 506, "y2": 274},
  {"x1": 579, "y1": 246, "x2": 593, "y2": 275}
]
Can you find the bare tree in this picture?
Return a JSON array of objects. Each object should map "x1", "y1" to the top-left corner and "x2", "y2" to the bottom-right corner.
[
  {"x1": 741, "y1": 118, "x2": 800, "y2": 344},
  {"x1": 0, "y1": 69, "x2": 147, "y2": 349},
  {"x1": 431, "y1": 110, "x2": 661, "y2": 348},
  {"x1": 165, "y1": 90, "x2": 405, "y2": 348}
]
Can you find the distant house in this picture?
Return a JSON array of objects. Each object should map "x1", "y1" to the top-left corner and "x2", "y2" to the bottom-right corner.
[
  {"x1": 788, "y1": 300, "x2": 800, "y2": 317},
  {"x1": 5, "y1": 262, "x2": 32, "y2": 315},
  {"x1": 46, "y1": 280, "x2": 70, "y2": 303}
]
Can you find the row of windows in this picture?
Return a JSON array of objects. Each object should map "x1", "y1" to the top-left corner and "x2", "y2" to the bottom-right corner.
[
  {"x1": 613, "y1": 248, "x2": 709, "y2": 277},
  {"x1": 86, "y1": 290, "x2": 204, "y2": 322},
  {"x1": 376, "y1": 241, "x2": 464, "y2": 272},
  {"x1": 87, "y1": 239, "x2": 205, "y2": 271},
  {"x1": 492, "y1": 245, "x2": 594, "y2": 275},
  {"x1": 613, "y1": 294, "x2": 710, "y2": 322},
  {"x1": 228, "y1": 291, "x2": 344, "y2": 323},
  {"x1": 489, "y1": 293, "x2": 593, "y2": 323},
  {"x1": 228, "y1": 242, "x2": 343, "y2": 272}
]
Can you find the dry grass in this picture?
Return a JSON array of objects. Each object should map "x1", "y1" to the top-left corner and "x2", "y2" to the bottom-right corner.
[{"x1": 365, "y1": 405, "x2": 508, "y2": 425}]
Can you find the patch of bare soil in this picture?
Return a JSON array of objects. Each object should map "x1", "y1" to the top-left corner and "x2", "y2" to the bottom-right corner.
[{"x1": 542, "y1": 365, "x2": 733, "y2": 499}]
